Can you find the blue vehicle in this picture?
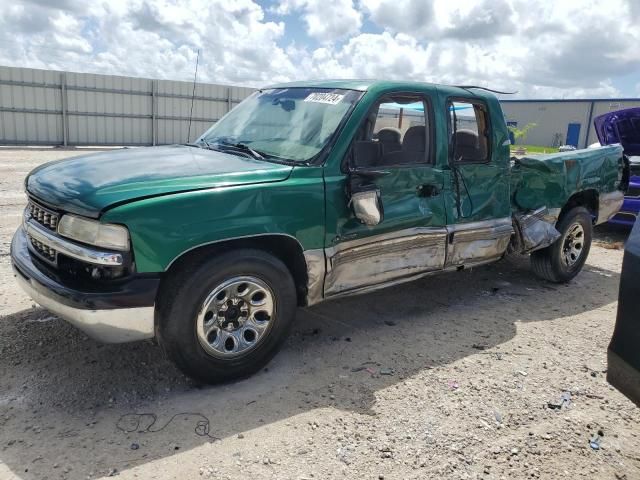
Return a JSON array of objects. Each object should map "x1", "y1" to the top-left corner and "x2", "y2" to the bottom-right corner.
[
  {"x1": 608, "y1": 160, "x2": 640, "y2": 226},
  {"x1": 594, "y1": 108, "x2": 640, "y2": 226}
]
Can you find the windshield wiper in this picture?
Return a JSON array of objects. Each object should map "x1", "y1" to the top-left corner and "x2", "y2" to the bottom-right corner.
[
  {"x1": 199, "y1": 138, "x2": 297, "y2": 164},
  {"x1": 191, "y1": 138, "x2": 230, "y2": 154},
  {"x1": 218, "y1": 141, "x2": 265, "y2": 160},
  {"x1": 183, "y1": 140, "x2": 219, "y2": 151}
]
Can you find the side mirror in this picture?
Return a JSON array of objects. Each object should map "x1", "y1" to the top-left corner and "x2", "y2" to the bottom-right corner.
[
  {"x1": 348, "y1": 169, "x2": 385, "y2": 226},
  {"x1": 346, "y1": 141, "x2": 386, "y2": 226},
  {"x1": 349, "y1": 188, "x2": 383, "y2": 226}
]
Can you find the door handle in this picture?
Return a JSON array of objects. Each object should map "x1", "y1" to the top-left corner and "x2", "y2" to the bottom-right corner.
[{"x1": 416, "y1": 184, "x2": 440, "y2": 197}]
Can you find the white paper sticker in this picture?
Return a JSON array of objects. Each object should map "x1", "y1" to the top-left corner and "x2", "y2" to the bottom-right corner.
[{"x1": 303, "y1": 92, "x2": 345, "y2": 105}]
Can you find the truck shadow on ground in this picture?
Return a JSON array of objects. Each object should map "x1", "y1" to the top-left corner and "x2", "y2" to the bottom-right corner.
[{"x1": 0, "y1": 254, "x2": 621, "y2": 479}]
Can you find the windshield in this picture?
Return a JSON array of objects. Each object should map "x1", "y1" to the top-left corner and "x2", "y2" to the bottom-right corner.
[{"x1": 198, "y1": 88, "x2": 361, "y2": 163}]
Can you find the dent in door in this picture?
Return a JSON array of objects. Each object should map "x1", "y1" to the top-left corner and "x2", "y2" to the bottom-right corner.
[
  {"x1": 324, "y1": 227, "x2": 447, "y2": 296},
  {"x1": 445, "y1": 217, "x2": 513, "y2": 267}
]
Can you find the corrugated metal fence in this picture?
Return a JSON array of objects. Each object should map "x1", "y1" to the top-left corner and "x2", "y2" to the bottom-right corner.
[{"x1": 0, "y1": 66, "x2": 255, "y2": 146}]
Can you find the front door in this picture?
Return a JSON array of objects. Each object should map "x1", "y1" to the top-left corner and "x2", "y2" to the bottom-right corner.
[{"x1": 324, "y1": 93, "x2": 447, "y2": 297}]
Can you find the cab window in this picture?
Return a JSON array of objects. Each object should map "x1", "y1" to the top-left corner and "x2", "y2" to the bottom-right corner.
[
  {"x1": 353, "y1": 94, "x2": 431, "y2": 168},
  {"x1": 449, "y1": 100, "x2": 490, "y2": 163}
]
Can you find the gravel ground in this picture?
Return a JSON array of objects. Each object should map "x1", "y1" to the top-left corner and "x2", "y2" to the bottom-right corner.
[{"x1": 0, "y1": 148, "x2": 638, "y2": 480}]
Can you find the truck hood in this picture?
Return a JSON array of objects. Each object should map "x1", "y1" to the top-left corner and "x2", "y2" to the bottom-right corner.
[
  {"x1": 594, "y1": 107, "x2": 640, "y2": 156},
  {"x1": 26, "y1": 145, "x2": 294, "y2": 218}
]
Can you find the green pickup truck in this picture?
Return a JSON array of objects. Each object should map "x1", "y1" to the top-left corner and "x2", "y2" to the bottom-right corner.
[{"x1": 11, "y1": 80, "x2": 627, "y2": 383}]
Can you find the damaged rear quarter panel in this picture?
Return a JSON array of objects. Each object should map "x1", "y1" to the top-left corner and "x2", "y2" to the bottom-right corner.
[{"x1": 511, "y1": 144, "x2": 624, "y2": 211}]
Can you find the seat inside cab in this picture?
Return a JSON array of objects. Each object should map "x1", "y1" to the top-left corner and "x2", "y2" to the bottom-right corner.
[{"x1": 355, "y1": 95, "x2": 429, "y2": 167}]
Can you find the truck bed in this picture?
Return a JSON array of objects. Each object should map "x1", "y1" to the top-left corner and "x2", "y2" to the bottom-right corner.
[{"x1": 510, "y1": 144, "x2": 624, "y2": 214}]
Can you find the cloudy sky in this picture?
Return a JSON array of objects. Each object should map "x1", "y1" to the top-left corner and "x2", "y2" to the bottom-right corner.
[{"x1": 1, "y1": 0, "x2": 639, "y2": 99}]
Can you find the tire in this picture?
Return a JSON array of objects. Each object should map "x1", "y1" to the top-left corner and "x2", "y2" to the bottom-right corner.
[
  {"x1": 156, "y1": 249, "x2": 297, "y2": 384},
  {"x1": 530, "y1": 206, "x2": 592, "y2": 283}
]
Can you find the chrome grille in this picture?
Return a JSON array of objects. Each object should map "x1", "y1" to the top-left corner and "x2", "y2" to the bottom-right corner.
[
  {"x1": 28, "y1": 200, "x2": 59, "y2": 231},
  {"x1": 27, "y1": 232, "x2": 57, "y2": 262}
]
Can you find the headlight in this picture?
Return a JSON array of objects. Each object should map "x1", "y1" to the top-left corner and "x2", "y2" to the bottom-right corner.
[{"x1": 58, "y1": 215, "x2": 130, "y2": 251}]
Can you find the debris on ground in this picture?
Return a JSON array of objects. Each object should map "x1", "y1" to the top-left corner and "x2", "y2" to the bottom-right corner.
[
  {"x1": 594, "y1": 240, "x2": 624, "y2": 250},
  {"x1": 379, "y1": 446, "x2": 393, "y2": 459},
  {"x1": 547, "y1": 391, "x2": 572, "y2": 410},
  {"x1": 494, "y1": 410, "x2": 503, "y2": 424}
]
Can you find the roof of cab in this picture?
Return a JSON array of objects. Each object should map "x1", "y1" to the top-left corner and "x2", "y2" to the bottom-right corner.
[{"x1": 265, "y1": 79, "x2": 498, "y2": 100}]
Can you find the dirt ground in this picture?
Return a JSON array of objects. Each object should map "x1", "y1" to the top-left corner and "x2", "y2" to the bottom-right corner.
[{"x1": 0, "y1": 148, "x2": 638, "y2": 480}]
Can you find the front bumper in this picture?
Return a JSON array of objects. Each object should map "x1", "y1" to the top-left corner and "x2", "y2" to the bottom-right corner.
[{"x1": 11, "y1": 226, "x2": 157, "y2": 343}]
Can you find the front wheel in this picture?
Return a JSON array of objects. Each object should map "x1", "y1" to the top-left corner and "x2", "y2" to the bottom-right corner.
[
  {"x1": 156, "y1": 249, "x2": 297, "y2": 384},
  {"x1": 530, "y1": 206, "x2": 592, "y2": 283}
]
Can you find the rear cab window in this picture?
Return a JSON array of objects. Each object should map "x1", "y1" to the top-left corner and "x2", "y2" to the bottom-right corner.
[{"x1": 449, "y1": 100, "x2": 491, "y2": 163}]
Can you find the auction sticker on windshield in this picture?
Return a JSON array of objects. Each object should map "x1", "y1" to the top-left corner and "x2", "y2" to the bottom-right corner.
[{"x1": 304, "y1": 92, "x2": 345, "y2": 105}]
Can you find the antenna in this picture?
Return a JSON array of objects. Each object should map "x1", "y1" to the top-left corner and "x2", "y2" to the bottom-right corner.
[
  {"x1": 187, "y1": 49, "x2": 200, "y2": 143},
  {"x1": 455, "y1": 85, "x2": 517, "y2": 95}
]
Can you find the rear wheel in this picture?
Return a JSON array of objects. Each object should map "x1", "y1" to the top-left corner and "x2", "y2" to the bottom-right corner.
[
  {"x1": 530, "y1": 206, "x2": 592, "y2": 283},
  {"x1": 157, "y1": 249, "x2": 297, "y2": 384}
]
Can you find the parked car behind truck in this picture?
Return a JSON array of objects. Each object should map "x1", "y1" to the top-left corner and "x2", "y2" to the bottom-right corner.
[
  {"x1": 11, "y1": 81, "x2": 627, "y2": 383},
  {"x1": 594, "y1": 107, "x2": 640, "y2": 226}
]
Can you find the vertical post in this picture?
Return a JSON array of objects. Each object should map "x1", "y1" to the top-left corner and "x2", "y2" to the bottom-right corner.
[
  {"x1": 60, "y1": 73, "x2": 68, "y2": 147},
  {"x1": 227, "y1": 87, "x2": 232, "y2": 113},
  {"x1": 151, "y1": 80, "x2": 157, "y2": 146},
  {"x1": 584, "y1": 100, "x2": 595, "y2": 148}
]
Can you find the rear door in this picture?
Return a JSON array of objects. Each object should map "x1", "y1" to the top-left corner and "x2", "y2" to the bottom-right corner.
[
  {"x1": 324, "y1": 92, "x2": 447, "y2": 297},
  {"x1": 442, "y1": 96, "x2": 513, "y2": 267}
]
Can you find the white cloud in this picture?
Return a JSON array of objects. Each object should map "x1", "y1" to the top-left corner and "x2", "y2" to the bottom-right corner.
[
  {"x1": 362, "y1": 0, "x2": 435, "y2": 38},
  {"x1": 274, "y1": 0, "x2": 362, "y2": 43},
  {"x1": 305, "y1": 32, "x2": 432, "y2": 79},
  {"x1": 438, "y1": 0, "x2": 516, "y2": 39},
  {"x1": 300, "y1": 0, "x2": 639, "y2": 98},
  {"x1": 0, "y1": 0, "x2": 639, "y2": 98},
  {"x1": 361, "y1": 0, "x2": 516, "y2": 40},
  {"x1": 0, "y1": 0, "x2": 297, "y2": 84}
]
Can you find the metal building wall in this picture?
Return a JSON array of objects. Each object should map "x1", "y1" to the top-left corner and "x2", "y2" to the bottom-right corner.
[
  {"x1": 0, "y1": 66, "x2": 255, "y2": 146},
  {"x1": 501, "y1": 98, "x2": 640, "y2": 148},
  {"x1": 500, "y1": 101, "x2": 592, "y2": 148}
]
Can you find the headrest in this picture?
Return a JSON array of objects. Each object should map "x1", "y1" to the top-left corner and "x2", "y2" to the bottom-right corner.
[
  {"x1": 377, "y1": 128, "x2": 402, "y2": 144},
  {"x1": 403, "y1": 126, "x2": 425, "y2": 152},
  {"x1": 454, "y1": 129, "x2": 479, "y2": 148}
]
